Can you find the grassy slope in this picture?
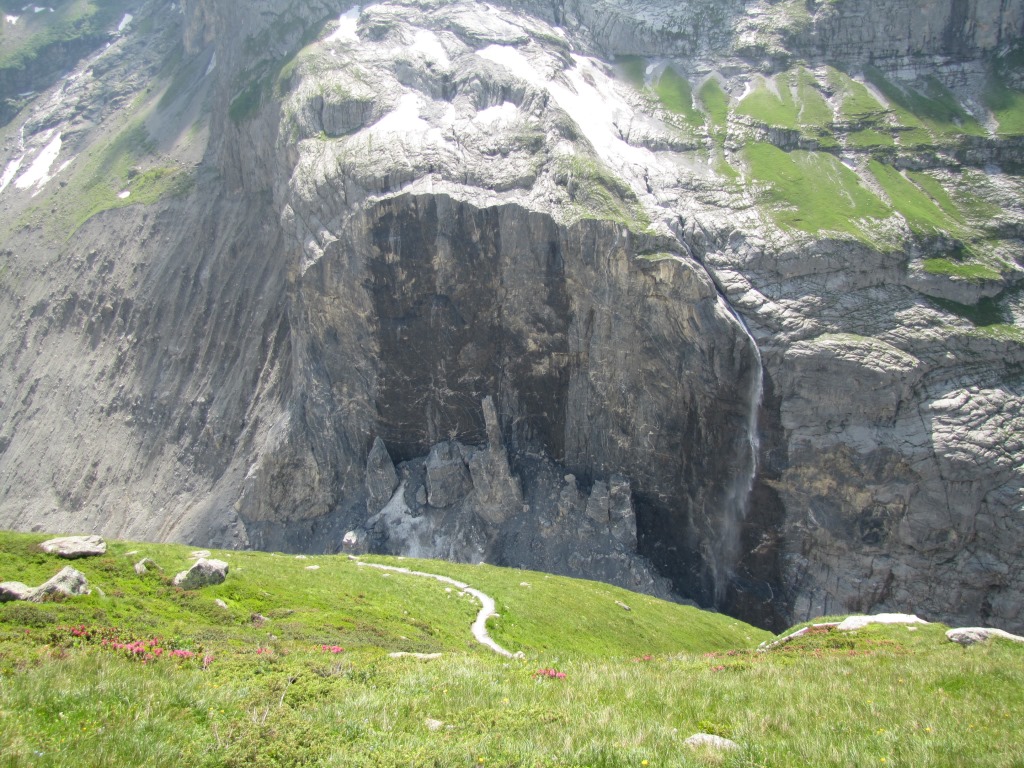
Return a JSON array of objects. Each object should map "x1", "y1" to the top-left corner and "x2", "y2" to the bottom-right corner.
[
  {"x1": 1, "y1": 531, "x2": 1022, "y2": 767},
  {"x1": 623, "y1": 60, "x2": 1021, "y2": 251}
]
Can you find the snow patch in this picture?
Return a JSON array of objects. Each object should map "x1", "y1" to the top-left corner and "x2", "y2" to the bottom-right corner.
[
  {"x1": 205, "y1": 51, "x2": 217, "y2": 77},
  {"x1": 410, "y1": 29, "x2": 449, "y2": 67},
  {"x1": 14, "y1": 133, "x2": 61, "y2": 192},
  {"x1": 118, "y1": 190, "x2": 131, "y2": 199},
  {"x1": 0, "y1": 155, "x2": 25, "y2": 193},
  {"x1": 370, "y1": 92, "x2": 431, "y2": 137},
  {"x1": 117, "y1": 13, "x2": 133, "y2": 32},
  {"x1": 476, "y1": 44, "x2": 541, "y2": 86},
  {"x1": 4, "y1": 15, "x2": 19, "y2": 24},
  {"x1": 326, "y1": 5, "x2": 360, "y2": 43},
  {"x1": 476, "y1": 45, "x2": 658, "y2": 202},
  {"x1": 474, "y1": 101, "x2": 517, "y2": 126}
]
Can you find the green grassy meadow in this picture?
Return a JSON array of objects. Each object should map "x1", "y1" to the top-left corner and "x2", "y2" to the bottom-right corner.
[{"x1": 1, "y1": 531, "x2": 1022, "y2": 767}]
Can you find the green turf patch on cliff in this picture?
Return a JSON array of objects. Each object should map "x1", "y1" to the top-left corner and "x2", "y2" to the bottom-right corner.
[
  {"x1": 57, "y1": 117, "x2": 192, "y2": 236},
  {"x1": 697, "y1": 77, "x2": 730, "y2": 131},
  {"x1": 922, "y1": 258, "x2": 1002, "y2": 282},
  {"x1": 869, "y1": 161, "x2": 953, "y2": 235},
  {"x1": 555, "y1": 154, "x2": 651, "y2": 231},
  {"x1": 0, "y1": 0, "x2": 132, "y2": 71},
  {"x1": 653, "y1": 66, "x2": 703, "y2": 126},
  {"x1": 828, "y1": 67, "x2": 888, "y2": 124},
  {"x1": 983, "y1": 79, "x2": 1024, "y2": 136},
  {"x1": 745, "y1": 142, "x2": 889, "y2": 237},
  {"x1": 697, "y1": 78, "x2": 740, "y2": 177},
  {"x1": 737, "y1": 74, "x2": 800, "y2": 129},
  {"x1": 864, "y1": 67, "x2": 986, "y2": 144},
  {"x1": 615, "y1": 55, "x2": 647, "y2": 90}
]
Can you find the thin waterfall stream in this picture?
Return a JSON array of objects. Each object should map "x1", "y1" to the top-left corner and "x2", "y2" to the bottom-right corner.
[{"x1": 710, "y1": 296, "x2": 764, "y2": 606}]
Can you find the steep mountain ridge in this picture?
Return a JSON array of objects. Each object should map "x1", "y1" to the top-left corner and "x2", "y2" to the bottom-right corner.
[{"x1": 0, "y1": 0, "x2": 1022, "y2": 633}]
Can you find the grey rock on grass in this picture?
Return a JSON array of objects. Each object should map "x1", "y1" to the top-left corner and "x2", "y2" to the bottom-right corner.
[
  {"x1": 39, "y1": 535, "x2": 107, "y2": 559},
  {"x1": 946, "y1": 627, "x2": 1024, "y2": 646},
  {"x1": 0, "y1": 566, "x2": 91, "y2": 602},
  {"x1": 173, "y1": 559, "x2": 229, "y2": 590},
  {"x1": 684, "y1": 734, "x2": 740, "y2": 750}
]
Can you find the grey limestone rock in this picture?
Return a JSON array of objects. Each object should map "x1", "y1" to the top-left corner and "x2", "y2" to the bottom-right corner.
[
  {"x1": 684, "y1": 734, "x2": 740, "y2": 750},
  {"x1": 0, "y1": 581, "x2": 35, "y2": 602},
  {"x1": 133, "y1": 557, "x2": 162, "y2": 576},
  {"x1": 173, "y1": 559, "x2": 229, "y2": 590},
  {"x1": 39, "y1": 535, "x2": 107, "y2": 559},
  {"x1": 608, "y1": 475, "x2": 637, "y2": 550},
  {"x1": 426, "y1": 442, "x2": 473, "y2": 509},
  {"x1": 467, "y1": 396, "x2": 523, "y2": 525},
  {"x1": 946, "y1": 627, "x2": 1024, "y2": 646},
  {"x1": 366, "y1": 437, "x2": 399, "y2": 514},
  {"x1": 0, "y1": 567, "x2": 91, "y2": 602},
  {"x1": 34, "y1": 567, "x2": 92, "y2": 600},
  {"x1": 342, "y1": 529, "x2": 370, "y2": 555}
]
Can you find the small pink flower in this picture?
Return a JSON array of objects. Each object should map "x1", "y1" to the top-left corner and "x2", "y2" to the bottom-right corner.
[{"x1": 532, "y1": 668, "x2": 566, "y2": 680}]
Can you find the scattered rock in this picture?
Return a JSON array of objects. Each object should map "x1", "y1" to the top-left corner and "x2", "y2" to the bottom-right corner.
[
  {"x1": 836, "y1": 614, "x2": 928, "y2": 631},
  {"x1": 172, "y1": 558, "x2": 229, "y2": 589},
  {"x1": 39, "y1": 535, "x2": 106, "y2": 559},
  {"x1": 342, "y1": 529, "x2": 368, "y2": 555},
  {"x1": 615, "y1": 600, "x2": 631, "y2": 611},
  {"x1": 424, "y1": 718, "x2": 444, "y2": 731},
  {"x1": 215, "y1": 598, "x2": 229, "y2": 609},
  {"x1": 133, "y1": 557, "x2": 162, "y2": 575},
  {"x1": 305, "y1": 565, "x2": 320, "y2": 571},
  {"x1": 0, "y1": 581, "x2": 35, "y2": 602},
  {"x1": 1, "y1": 567, "x2": 91, "y2": 602},
  {"x1": 946, "y1": 627, "x2": 1024, "y2": 646},
  {"x1": 295, "y1": 555, "x2": 308, "y2": 560},
  {"x1": 190, "y1": 550, "x2": 212, "y2": 559},
  {"x1": 684, "y1": 734, "x2": 740, "y2": 750},
  {"x1": 759, "y1": 622, "x2": 840, "y2": 650}
]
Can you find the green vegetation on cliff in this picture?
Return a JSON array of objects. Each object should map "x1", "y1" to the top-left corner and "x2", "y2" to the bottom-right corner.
[
  {"x1": 745, "y1": 142, "x2": 889, "y2": 238},
  {"x1": 556, "y1": 154, "x2": 651, "y2": 232},
  {"x1": 1, "y1": 531, "x2": 1022, "y2": 767},
  {"x1": 33, "y1": 112, "x2": 192, "y2": 237}
]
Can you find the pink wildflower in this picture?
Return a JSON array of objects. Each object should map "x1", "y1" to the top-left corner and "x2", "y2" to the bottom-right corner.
[{"x1": 532, "y1": 668, "x2": 566, "y2": 680}]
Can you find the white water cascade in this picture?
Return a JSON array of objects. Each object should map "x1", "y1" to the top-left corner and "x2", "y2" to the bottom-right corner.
[{"x1": 709, "y1": 296, "x2": 764, "y2": 606}]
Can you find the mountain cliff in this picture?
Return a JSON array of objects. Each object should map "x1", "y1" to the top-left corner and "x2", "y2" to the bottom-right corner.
[{"x1": 1, "y1": 0, "x2": 1022, "y2": 633}]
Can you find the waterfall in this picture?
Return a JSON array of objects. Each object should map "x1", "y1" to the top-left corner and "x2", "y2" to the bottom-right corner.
[{"x1": 710, "y1": 296, "x2": 763, "y2": 606}]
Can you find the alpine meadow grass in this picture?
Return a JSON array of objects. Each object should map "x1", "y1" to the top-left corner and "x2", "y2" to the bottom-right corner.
[{"x1": 0, "y1": 531, "x2": 1021, "y2": 767}]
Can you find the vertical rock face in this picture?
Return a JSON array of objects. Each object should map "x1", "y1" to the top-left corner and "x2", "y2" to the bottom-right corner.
[
  {"x1": 365, "y1": 437, "x2": 399, "y2": 514},
  {"x1": 1, "y1": 0, "x2": 1024, "y2": 633},
  {"x1": 801, "y1": 0, "x2": 1024, "y2": 59}
]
